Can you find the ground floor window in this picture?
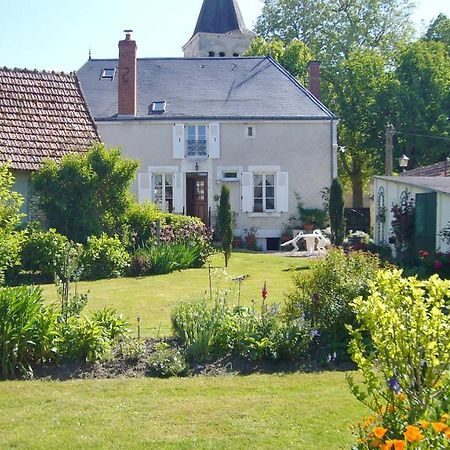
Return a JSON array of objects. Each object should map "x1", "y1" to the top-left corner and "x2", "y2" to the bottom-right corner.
[
  {"x1": 153, "y1": 173, "x2": 174, "y2": 212},
  {"x1": 253, "y1": 173, "x2": 275, "y2": 212}
]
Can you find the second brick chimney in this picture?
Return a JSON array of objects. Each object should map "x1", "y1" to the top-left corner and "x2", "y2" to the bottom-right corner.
[
  {"x1": 118, "y1": 30, "x2": 137, "y2": 116},
  {"x1": 308, "y1": 61, "x2": 321, "y2": 101}
]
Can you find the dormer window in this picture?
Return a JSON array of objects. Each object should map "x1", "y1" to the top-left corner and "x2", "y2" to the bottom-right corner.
[
  {"x1": 101, "y1": 68, "x2": 116, "y2": 80},
  {"x1": 150, "y1": 101, "x2": 167, "y2": 114},
  {"x1": 219, "y1": 52, "x2": 225, "y2": 57},
  {"x1": 209, "y1": 51, "x2": 215, "y2": 57}
]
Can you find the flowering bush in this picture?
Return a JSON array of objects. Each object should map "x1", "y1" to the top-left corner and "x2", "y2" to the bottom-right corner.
[
  {"x1": 348, "y1": 269, "x2": 450, "y2": 448},
  {"x1": 418, "y1": 250, "x2": 450, "y2": 279},
  {"x1": 390, "y1": 197, "x2": 416, "y2": 264}
]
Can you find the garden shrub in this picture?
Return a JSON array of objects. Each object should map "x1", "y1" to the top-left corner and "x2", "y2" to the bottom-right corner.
[
  {"x1": 116, "y1": 337, "x2": 146, "y2": 362},
  {"x1": 348, "y1": 269, "x2": 450, "y2": 448},
  {"x1": 284, "y1": 248, "x2": 381, "y2": 356},
  {"x1": 128, "y1": 252, "x2": 152, "y2": 277},
  {"x1": 0, "y1": 164, "x2": 24, "y2": 285},
  {"x1": 20, "y1": 223, "x2": 69, "y2": 277},
  {"x1": 81, "y1": 234, "x2": 130, "y2": 280},
  {"x1": 391, "y1": 195, "x2": 416, "y2": 265},
  {"x1": 416, "y1": 250, "x2": 450, "y2": 279},
  {"x1": 90, "y1": 307, "x2": 130, "y2": 340},
  {"x1": 146, "y1": 342, "x2": 189, "y2": 378}
]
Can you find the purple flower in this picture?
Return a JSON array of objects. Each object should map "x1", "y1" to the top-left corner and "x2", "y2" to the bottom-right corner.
[
  {"x1": 311, "y1": 329, "x2": 320, "y2": 339},
  {"x1": 387, "y1": 376, "x2": 401, "y2": 394}
]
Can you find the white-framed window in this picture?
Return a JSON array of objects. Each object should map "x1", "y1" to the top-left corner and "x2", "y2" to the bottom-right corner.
[
  {"x1": 246, "y1": 126, "x2": 255, "y2": 138},
  {"x1": 253, "y1": 173, "x2": 275, "y2": 212},
  {"x1": 186, "y1": 125, "x2": 207, "y2": 157},
  {"x1": 153, "y1": 173, "x2": 174, "y2": 212}
]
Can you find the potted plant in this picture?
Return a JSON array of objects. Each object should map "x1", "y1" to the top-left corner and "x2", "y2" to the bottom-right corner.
[
  {"x1": 244, "y1": 226, "x2": 258, "y2": 249},
  {"x1": 232, "y1": 235, "x2": 243, "y2": 248},
  {"x1": 300, "y1": 208, "x2": 328, "y2": 231}
]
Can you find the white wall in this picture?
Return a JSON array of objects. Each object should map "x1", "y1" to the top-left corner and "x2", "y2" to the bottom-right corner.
[{"x1": 11, "y1": 169, "x2": 31, "y2": 220}]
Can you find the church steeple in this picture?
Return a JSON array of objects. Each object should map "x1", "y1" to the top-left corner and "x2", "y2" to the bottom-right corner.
[{"x1": 183, "y1": 0, "x2": 254, "y2": 58}]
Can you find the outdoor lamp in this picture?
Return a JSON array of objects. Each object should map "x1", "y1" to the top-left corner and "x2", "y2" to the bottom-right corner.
[{"x1": 398, "y1": 154, "x2": 409, "y2": 172}]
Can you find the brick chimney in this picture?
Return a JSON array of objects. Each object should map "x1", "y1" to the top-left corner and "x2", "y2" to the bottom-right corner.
[
  {"x1": 308, "y1": 61, "x2": 321, "y2": 101},
  {"x1": 118, "y1": 30, "x2": 137, "y2": 116}
]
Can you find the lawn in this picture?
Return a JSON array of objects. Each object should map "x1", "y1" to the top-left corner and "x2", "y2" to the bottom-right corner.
[
  {"x1": 41, "y1": 251, "x2": 310, "y2": 337},
  {"x1": 1, "y1": 252, "x2": 367, "y2": 449},
  {"x1": 0, "y1": 372, "x2": 366, "y2": 449}
]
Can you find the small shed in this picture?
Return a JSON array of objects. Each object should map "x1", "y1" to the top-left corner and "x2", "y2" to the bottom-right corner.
[{"x1": 373, "y1": 176, "x2": 450, "y2": 253}]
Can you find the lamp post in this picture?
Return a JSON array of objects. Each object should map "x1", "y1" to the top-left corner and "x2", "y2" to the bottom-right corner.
[{"x1": 398, "y1": 154, "x2": 410, "y2": 172}]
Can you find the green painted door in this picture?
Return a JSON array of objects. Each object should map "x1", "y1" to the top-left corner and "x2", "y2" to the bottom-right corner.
[{"x1": 415, "y1": 192, "x2": 437, "y2": 253}]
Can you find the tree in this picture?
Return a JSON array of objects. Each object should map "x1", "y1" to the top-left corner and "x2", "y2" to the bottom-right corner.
[
  {"x1": 255, "y1": 0, "x2": 415, "y2": 67},
  {"x1": 217, "y1": 185, "x2": 233, "y2": 267},
  {"x1": 329, "y1": 49, "x2": 395, "y2": 206},
  {"x1": 246, "y1": 37, "x2": 314, "y2": 84},
  {"x1": 393, "y1": 40, "x2": 450, "y2": 168},
  {"x1": 33, "y1": 143, "x2": 139, "y2": 242},
  {"x1": 328, "y1": 178, "x2": 345, "y2": 245},
  {"x1": 0, "y1": 164, "x2": 24, "y2": 284},
  {"x1": 424, "y1": 13, "x2": 450, "y2": 52}
]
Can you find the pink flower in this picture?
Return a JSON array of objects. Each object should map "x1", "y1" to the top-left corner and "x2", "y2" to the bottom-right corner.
[{"x1": 434, "y1": 260, "x2": 443, "y2": 270}]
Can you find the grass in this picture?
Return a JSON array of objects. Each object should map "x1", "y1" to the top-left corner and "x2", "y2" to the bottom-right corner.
[
  {"x1": 0, "y1": 371, "x2": 366, "y2": 449},
  {"x1": 41, "y1": 251, "x2": 310, "y2": 337}
]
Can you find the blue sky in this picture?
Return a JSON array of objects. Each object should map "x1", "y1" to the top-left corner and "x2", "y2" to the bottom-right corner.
[{"x1": 0, "y1": 0, "x2": 449, "y2": 72}]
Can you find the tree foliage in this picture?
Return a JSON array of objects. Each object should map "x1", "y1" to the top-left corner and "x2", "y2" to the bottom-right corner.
[
  {"x1": 328, "y1": 178, "x2": 345, "y2": 245},
  {"x1": 33, "y1": 143, "x2": 139, "y2": 243},
  {"x1": 217, "y1": 185, "x2": 233, "y2": 267},
  {"x1": 393, "y1": 40, "x2": 450, "y2": 168},
  {"x1": 0, "y1": 164, "x2": 24, "y2": 284},
  {"x1": 255, "y1": 0, "x2": 415, "y2": 67},
  {"x1": 246, "y1": 37, "x2": 314, "y2": 84},
  {"x1": 424, "y1": 13, "x2": 450, "y2": 52}
]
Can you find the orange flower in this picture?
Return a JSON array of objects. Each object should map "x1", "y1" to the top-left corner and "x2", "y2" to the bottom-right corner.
[
  {"x1": 404, "y1": 425, "x2": 424, "y2": 442},
  {"x1": 373, "y1": 427, "x2": 388, "y2": 439},
  {"x1": 419, "y1": 420, "x2": 430, "y2": 429},
  {"x1": 364, "y1": 416, "x2": 375, "y2": 428},
  {"x1": 385, "y1": 440, "x2": 405, "y2": 450},
  {"x1": 446, "y1": 430, "x2": 450, "y2": 440},
  {"x1": 396, "y1": 393, "x2": 407, "y2": 402},
  {"x1": 432, "y1": 422, "x2": 449, "y2": 433}
]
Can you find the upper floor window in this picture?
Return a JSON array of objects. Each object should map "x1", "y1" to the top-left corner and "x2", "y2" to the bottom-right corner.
[
  {"x1": 253, "y1": 173, "x2": 275, "y2": 212},
  {"x1": 186, "y1": 125, "x2": 207, "y2": 158},
  {"x1": 153, "y1": 173, "x2": 173, "y2": 212}
]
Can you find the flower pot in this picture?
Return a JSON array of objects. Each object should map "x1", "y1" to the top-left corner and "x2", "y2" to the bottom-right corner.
[{"x1": 303, "y1": 223, "x2": 314, "y2": 232}]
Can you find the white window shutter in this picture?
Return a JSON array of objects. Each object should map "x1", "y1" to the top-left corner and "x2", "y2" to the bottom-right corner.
[
  {"x1": 208, "y1": 123, "x2": 220, "y2": 159},
  {"x1": 138, "y1": 172, "x2": 152, "y2": 203},
  {"x1": 241, "y1": 172, "x2": 253, "y2": 212},
  {"x1": 276, "y1": 172, "x2": 289, "y2": 213},
  {"x1": 173, "y1": 172, "x2": 184, "y2": 213},
  {"x1": 173, "y1": 124, "x2": 185, "y2": 159}
]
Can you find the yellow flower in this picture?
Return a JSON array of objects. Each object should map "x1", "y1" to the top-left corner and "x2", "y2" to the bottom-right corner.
[
  {"x1": 404, "y1": 425, "x2": 424, "y2": 442},
  {"x1": 419, "y1": 420, "x2": 430, "y2": 429},
  {"x1": 432, "y1": 422, "x2": 449, "y2": 433},
  {"x1": 364, "y1": 416, "x2": 375, "y2": 428},
  {"x1": 373, "y1": 427, "x2": 388, "y2": 439},
  {"x1": 441, "y1": 413, "x2": 449, "y2": 423},
  {"x1": 396, "y1": 393, "x2": 407, "y2": 402}
]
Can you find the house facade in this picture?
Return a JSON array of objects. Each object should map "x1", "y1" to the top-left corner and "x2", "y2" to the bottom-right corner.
[
  {"x1": 77, "y1": 1, "x2": 338, "y2": 250},
  {"x1": 373, "y1": 176, "x2": 450, "y2": 253},
  {"x1": 0, "y1": 68, "x2": 99, "y2": 219}
]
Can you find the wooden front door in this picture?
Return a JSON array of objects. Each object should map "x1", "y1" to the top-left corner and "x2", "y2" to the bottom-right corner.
[{"x1": 186, "y1": 173, "x2": 208, "y2": 224}]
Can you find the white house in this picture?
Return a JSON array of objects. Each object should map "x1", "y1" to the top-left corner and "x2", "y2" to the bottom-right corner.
[
  {"x1": 373, "y1": 176, "x2": 450, "y2": 253},
  {"x1": 77, "y1": 1, "x2": 338, "y2": 250}
]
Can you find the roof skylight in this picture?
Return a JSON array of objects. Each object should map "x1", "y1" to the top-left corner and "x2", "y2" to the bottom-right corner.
[
  {"x1": 101, "y1": 68, "x2": 116, "y2": 80},
  {"x1": 149, "y1": 101, "x2": 167, "y2": 114}
]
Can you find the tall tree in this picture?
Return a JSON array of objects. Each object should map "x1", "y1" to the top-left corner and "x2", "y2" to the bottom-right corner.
[
  {"x1": 217, "y1": 185, "x2": 233, "y2": 267},
  {"x1": 328, "y1": 178, "x2": 345, "y2": 245},
  {"x1": 329, "y1": 49, "x2": 394, "y2": 206},
  {"x1": 255, "y1": 0, "x2": 415, "y2": 67},
  {"x1": 393, "y1": 40, "x2": 450, "y2": 168}
]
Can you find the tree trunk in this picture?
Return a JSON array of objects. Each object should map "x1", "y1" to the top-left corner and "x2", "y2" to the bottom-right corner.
[{"x1": 352, "y1": 175, "x2": 364, "y2": 208}]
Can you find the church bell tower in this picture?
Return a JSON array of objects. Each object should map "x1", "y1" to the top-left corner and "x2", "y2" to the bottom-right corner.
[{"x1": 183, "y1": 0, "x2": 254, "y2": 58}]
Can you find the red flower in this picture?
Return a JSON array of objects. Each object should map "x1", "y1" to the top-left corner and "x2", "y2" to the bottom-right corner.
[
  {"x1": 419, "y1": 250, "x2": 429, "y2": 258},
  {"x1": 261, "y1": 282, "x2": 268, "y2": 301},
  {"x1": 434, "y1": 260, "x2": 443, "y2": 270}
]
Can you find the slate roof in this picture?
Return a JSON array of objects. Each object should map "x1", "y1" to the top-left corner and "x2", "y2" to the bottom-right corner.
[
  {"x1": 193, "y1": 0, "x2": 250, "y2": 35},
  {"x1": 401, "y1": 160, "x2": 450, "y2": 177},
  {"x1": 0, "y1": 68, "x2": 99, "y2": 171},
  {"x1": 375, "y1": 176, "x2": 450, "y2": 195},
  {"x1": 77, "y1": 57, "x2": 336, "y2": 121}
]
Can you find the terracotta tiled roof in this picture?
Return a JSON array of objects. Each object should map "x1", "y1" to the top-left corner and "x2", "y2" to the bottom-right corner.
[
  {"x1": 401, "y1": 160, "x2": 450, "y2": 177},
  {"x1": 0, "y1": 68, "x2": 99, "y2": 171}
]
